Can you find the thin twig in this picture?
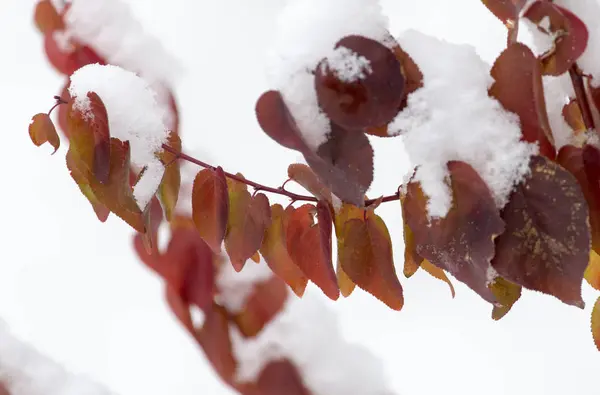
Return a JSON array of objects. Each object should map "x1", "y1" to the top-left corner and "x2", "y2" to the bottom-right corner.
[{"x1": 161, "y1": 144, "x2": 401, "y2": 207}]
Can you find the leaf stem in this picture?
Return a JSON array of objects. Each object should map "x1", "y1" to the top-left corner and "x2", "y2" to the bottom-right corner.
[
  {"x1": 568, "y1": 65, "x2": 596, "y2": 132},
  {"x1": 161, "y1": 144, "x2": 401, "y2": 207}
]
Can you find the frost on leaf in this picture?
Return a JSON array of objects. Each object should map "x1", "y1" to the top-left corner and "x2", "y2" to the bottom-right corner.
[
  {"x1": 592, "y1": 297, "x2": 600, "y2": 351},
  {"x1": 259, "y1": 204, "x2": 308, "y2": 297},
  {"x1": 492, "y1": 155, "x2": 590, "y2": 308},
  {"x1": 585, "y1": 250, "x2": 600, "y2": 291},
  {"x1": 232, "y1": 276, "x2": 288, "y2": 338},
  {"x1": 557, "y1": 145, "x2": 600, "y2": 254},
  {"x1": 314, "y1": 35, "x2": 405, "y2": 131},
  {"x1": 286, "y1": 204, "x2": 339, "y2": 300},
  {"x1": 338, "y1": 212, "x2": 404, "y2": 310},
  {"x1": 524, "y1": 1, "x2": 589, "y2": 76},
  {"x1": 225, "y1": 178, "x2": 271, "y2": 272},
  {"x1": 157, "y1": 131, "x2": 181, "y2": 221},
  {"x1": 490, "y1": 43, "x2": 555, "y2": 159},
  {"x1": 403, "y1": 161, "x2": 504, "y2": 303},
  {"x1": 489, "y1": 276, "x2": 522, "y2": 320},
  {"x1": 192, "y1": 167, "x2": 229, "y2": 253},
  {"x1": 29, "y1": 113, "x2": 60, "y2": 154}
]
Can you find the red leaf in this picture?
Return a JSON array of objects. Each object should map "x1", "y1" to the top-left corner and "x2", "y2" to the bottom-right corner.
[
  {"x1": 524, "y1": 1, "x2": 589, "y2": 76},
  {"x1": 286, "y1": 204, "x2": 339, "y2": 300},
  {"x1": 192, "y1": 167, "x2": 229, "y2": 252},
  {"x1": 253, "y1": 360, "x2": 310, "y2": 395},
  {"x1": 225, "y1": 180, "x2": 271, "y2": 271},
  {"x1": 404, "y1": 161, "x2": 505, "y2": 303},
  {"x1": 232, "y1": 276, "x2": 288, "y2": 338},
  {"x1": 338, "y1": 213, "x2": 404, "y2": 310},
  {"x1": 315, "y1": 35, "x2": 405, "y2": 130},
  {"x1": 481, "y1": 0, "x2": 527, "y2": 24},
  {"x1": 489, "y1": 43, "x2": 555, "y2": 159},
  {"x1": 260, "y1": 204, "x2": 309, "y2": 297},
  {"x1": 29, "y1": 113, "x2": 60, "y2": 154},
  {"x1": 492, "y1": 155, "x2": 590, "y2": 307},
  {"x1": 196, "y1": 303, "x2": 237, "y2": 383}
]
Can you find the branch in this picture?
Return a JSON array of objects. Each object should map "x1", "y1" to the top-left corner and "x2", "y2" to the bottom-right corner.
[
  {"x1": 568, "y1": 65, "x2": 596, "y2": 131},
  {"x1": 161, "y1": 144, "x2": 401, "y2": 207}
]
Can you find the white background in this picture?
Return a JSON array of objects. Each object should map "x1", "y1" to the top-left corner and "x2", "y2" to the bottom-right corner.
[{"x1": 0, "y1": 1, "x2": 599, "y2": 394}]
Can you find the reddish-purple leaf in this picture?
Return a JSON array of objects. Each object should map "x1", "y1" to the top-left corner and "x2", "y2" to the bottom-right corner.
[
  {"x1": 524, "y1": 1, "x2": 589, "y2": 76},
  {"x1": 404, "y1": 161, "x2": 504, "y2": 303},
  {"x1": 315, "y1": 35, "x2": 405, "y2": 131},
  {"x1": 304, "y1": 123, "x2": 373, "y2": 206},
  {"x1": 493, "y1": 155, "x2": 590, "y2": 308},
  {"x1": 489, "y1": 43, "x2": 555, "y2": 159},
  {"x1": 255, "y1": 90, "x2": 305, "y2": 151}
]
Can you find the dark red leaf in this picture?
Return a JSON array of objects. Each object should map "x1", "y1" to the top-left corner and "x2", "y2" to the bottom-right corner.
[
  {"x1": 255, "y1": 90, "x2": 305, "y2": 151},
  {"x1": 489, "y1": 43, "x2": 555, "y2": 159},
  {"x1": 403, "y1": 161, "x2": 505, "y2": 303},
  {"x1": 492, "y1": 155, "x2": 590, "y2": 308}
]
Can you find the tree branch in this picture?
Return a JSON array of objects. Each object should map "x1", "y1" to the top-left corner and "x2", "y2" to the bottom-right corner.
[{"x1": 161, "y1": 144, "x2": 401, "y2": 207}]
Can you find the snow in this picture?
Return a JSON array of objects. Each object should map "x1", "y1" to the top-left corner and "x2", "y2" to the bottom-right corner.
[
  {"x1": 69, "y1": 64, "x2": 168, "y2": 210},
  {"x1": 389, "y1": 30, "x2": 537, "y2": 218},
  {"x1": 0, "y1": 322, "x2": 115, "y2": 395},
  {"x1": 215, "y1": 260, "x2": 274, "y2": 313},
  {"x1": 230, "y1": 288, "x2": 393, "y2": 395},
  {"x1": 64, "y1": 0, "x2": 181, "y2": 131},
  {"x1": 320, "y1": 47, "x2": 372, "y2": 83},
  {"x1": 267, "y1": 0, "x2": 389, "y2": 150}
]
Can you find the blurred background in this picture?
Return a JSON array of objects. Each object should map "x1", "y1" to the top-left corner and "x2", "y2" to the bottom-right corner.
[{"x1": 1, "y1": 1, "x2": 598, "y2": 394}]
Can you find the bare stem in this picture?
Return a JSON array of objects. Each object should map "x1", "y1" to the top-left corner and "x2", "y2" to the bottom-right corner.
[
  {"x1": 568, "y1": 65, "x2": 596, "y2": 131},
  {"x1": 161, "y1": 144, "x2": 401, "y2": 207}
]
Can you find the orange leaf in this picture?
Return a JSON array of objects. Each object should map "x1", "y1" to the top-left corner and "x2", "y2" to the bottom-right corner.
[
  {"x1": 585, "y1": 250, "x2": 600, "y2": 291},
  {"x1": 287, "y1": 163, "x2": 333, "y2": 204},
  {"x1": 192, "y1": 167, "x2": 229, "y2": 252},
  {"x1": 250, "y1": 251, "x2": 261, "y2": 263},
  {"x1": 158, "y1": 131, "x2": 181, "y2": 220},
  {"x1": 232, "y1": 276, "x2": 288, "y2": 338},
  {"x1": 562, "y1": 99, "x2": 586, "y2": 136},
  {"x1": 334, "y1": 203, "x2": 364, "y2": 296},
  {"x1": 489, "y1": 43, "x2": 555, "y2": 159},
  {"x1": 400, "y1": 193, "x2": 423, "y2": 278},
  {"x1": 338, "y1": 214, "x2": 403, "y2": 310},
  {"x1": 489, "y1": 276, "x2": 522, "y2": 320},
  {"x1": 29, "y1": 113, "x2": 60, "y2": 154},
  {"x1": 67, "y1": 138, "x2": 144, "y2": 231},
  {"x1": 421, "y1": 260, "x2": 456, "y2": 298},
  {"x1": 260, "y1": 204, "x2": 308, "y2": 297},
  {"x1": 524, "y1": 1, "x2": 589, "y2": 76},
  {"x1": 225, "y1": 180, "x2": 271, "y2": 271},
  {"x1": 592, "y1": 297, "x2": 600, "y2": 351},
  {"x1": 493, "y1": 155, "x2": 590, "y2": 308},
  {"x1": 404, "y1": 161, "x2": 504, "y2": 303},
  {"x1": 286, "y1": 204, "x2": 339, "y2": 300},
  {"x1": 34, "y1": 0, "x2": 64, "y2": 35}
]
